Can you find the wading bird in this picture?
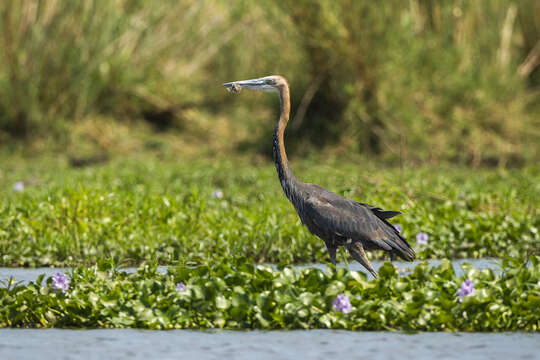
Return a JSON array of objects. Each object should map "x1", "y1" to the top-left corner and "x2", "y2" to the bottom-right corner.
[{"x1": 223, "y1": 75, "x2": 414, "y2": 277}]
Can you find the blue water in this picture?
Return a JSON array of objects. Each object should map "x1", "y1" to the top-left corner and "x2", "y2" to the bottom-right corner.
[{"x1": 0, "y1": 329, "x2": 538, "y2": 360}]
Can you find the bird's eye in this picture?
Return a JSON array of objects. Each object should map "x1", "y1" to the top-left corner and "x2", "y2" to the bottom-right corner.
[{"x1": 265, "y1": 79, "x2": 273, "y2": 85}]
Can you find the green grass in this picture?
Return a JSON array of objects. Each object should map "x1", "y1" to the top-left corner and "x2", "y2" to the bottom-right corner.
[
  {"x1": 1, "y1": 257, "x2": 538, "y2": 330},
  {"x1": 1, "y1": 155, "x2": 538, "y2": 267}
]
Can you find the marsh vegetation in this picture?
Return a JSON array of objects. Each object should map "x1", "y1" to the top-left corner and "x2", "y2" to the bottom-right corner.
[{"x1": 0, "y1": 1, "x2": 539, "y2": 331}]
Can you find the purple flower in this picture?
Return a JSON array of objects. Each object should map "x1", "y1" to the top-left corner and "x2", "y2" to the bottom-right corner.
[
  {"x1": 211, "y1": 189, "x2": 223, "y2": 199},
  {"x1": 458, "y1": 279, "x2": 475, "y2": 302},
  {"x1": 52, "y1": 272, "x2": 70, "y2": 292},
  {"x1": 13, "y1": 181, "x2": 24, "y2": 192},
  {"x1": 416, "y1": 232, "x2": 429, "y2": 245},
  {"x1": 176, "y1": 282, "x2": 186, "y2": 292},
  {"x1": 394, "y1": 224, "x2": 402, "y2": 233},
  {"x1": 332, "y1": 294, "x2": 352, "y2": 314}
]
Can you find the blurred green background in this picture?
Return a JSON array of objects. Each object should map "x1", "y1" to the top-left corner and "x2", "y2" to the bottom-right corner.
[{"x1": 1, "y1": 0, "x2": 539, "y2": 166}]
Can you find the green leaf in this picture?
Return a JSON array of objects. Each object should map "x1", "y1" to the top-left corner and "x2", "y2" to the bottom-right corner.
[{"x1": 215, "y1": 295, "x2": 230, "y2": 310}]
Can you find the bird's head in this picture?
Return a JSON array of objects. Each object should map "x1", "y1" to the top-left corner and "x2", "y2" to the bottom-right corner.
[{"x1": 223, "y1": 75, "x2": 287, "y2": 94}]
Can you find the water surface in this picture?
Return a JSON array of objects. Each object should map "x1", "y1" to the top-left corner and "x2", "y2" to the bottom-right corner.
[
  {"x1": 0, "y1": 329, "x2": 538, "y2": 360},
  {"x1": 0, "y1": 259, "x2": 503, "y2": 285}
]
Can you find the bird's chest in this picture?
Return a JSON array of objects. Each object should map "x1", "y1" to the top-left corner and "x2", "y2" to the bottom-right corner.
[
  {"x1": 297, "y1": 209, "x2": 337, "y2": 241},
  {"x1": 295, "y1": 198, "x2": 349, "y2": 246},
  {"x1": 297, "y1": 211, "x2": 317, "y2": 232},
  {"x1": 289, "y1": 197, "x2": 320, "y2": 233}
]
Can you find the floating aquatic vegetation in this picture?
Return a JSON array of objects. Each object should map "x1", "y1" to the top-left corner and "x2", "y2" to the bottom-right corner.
[
  {"x1": 0, "y1": 161, "x2": 538, "y2": 266},
  {"x1": 176, "y1": 282, "x2": 186, "y2": 292},
  {"x1": 12, "y1": 181, "x2": 24, "y2": 192},
  {"x1": 0, "y1": 257, "x2": 537, "y2": 330},
  {"x1": 211, "y1": 189, "x2": 223, "y2": 199},
  {"x1": 416, "y1": 232, "x2": 428, "y2": 245},
  {"x1": 332, "y1": 294, "x2": 352, "y2": 314},
  {"x1": 457, "y1": 279, "x2": 475, "y2": 302},
  {"x1": 51, "y1": 273, "x2": 69, "y2": 292}
]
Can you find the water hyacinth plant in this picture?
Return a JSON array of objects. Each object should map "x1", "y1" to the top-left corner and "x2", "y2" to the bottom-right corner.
[
  {"x1": 51, "y1": 273, "x2": 70, "y2": 292},
  {"x1": 416, "y1": 232, "x2": 429, "y2": 245},
  {"x1": 0, "y1": 257, "x2": 538, "y2": 330},
  {"x1": 176, "y1": 282, "x2": 186, "y2": 292},
  {"x1": 332, "y1": 294, "x2": 352, "y2": 314},
  {"x1": 12, "y1": 181, "x2": 24, "y2": 192},
  {"x1": 394, "y1": 224, "x2": 402, "y2": 233},
  {"x1": 458, "y1": 279, "x2": 475, "y2": 302},
  {"x1": 0, "y1": 159, "x2": 538, "y2": 267}
]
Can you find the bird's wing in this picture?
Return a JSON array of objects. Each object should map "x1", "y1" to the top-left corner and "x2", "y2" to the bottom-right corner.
[
  {"x1": 303, "y1": 184, "x2": 414, "y2": 259},
  {"x1": 358, "y1": 203, "x2": 401, "y2": 220}
]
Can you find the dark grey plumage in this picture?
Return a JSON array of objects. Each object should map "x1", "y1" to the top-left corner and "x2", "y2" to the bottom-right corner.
[
  {"x1": 280, "y1": 177, "x2": 415, "y2": 277},
  {"x1": 224, "y1": 75, "x2": 415, "y2": 277}
]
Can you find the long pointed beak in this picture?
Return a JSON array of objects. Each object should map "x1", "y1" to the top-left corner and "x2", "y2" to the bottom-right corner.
[
  {"x1": 223, "y1": 78, "x2": 264, "y2": 88},
  {"x1": 223, "y1": 78, "x2": 267, "y2": 93}
]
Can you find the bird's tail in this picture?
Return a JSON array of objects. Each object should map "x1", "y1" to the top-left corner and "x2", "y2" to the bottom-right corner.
[
  {"x1": 391, "y1": 232, "x2": 415, "y2": 261},
  {"x1": 378, "y1": 217, "x2": 415, "y2": 261},
  {"x1": 368, "y1": 207, "x2": 415, "y2": 262}
]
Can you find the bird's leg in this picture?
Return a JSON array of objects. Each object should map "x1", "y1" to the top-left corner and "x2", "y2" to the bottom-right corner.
[
  {"x1": 325, "y1": 241, "x2": 337, "y2": 265},
  {"x1": 346, "y1": 241, "x2": 378, "y2": 278},
  {"x1": 342, "y1": 246, "x2": 351, "y2": 272},
  {"x1": 390, "y1": 252, "x2": 396, "y2": 261},
  {"x1": 342, "y1": 239, "x2": 353, "y2": 271}
]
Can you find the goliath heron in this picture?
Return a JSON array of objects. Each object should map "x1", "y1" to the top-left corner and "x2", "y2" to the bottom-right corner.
[{"x1": 223, "y1": 75, "x2": 415, "y2": 277}]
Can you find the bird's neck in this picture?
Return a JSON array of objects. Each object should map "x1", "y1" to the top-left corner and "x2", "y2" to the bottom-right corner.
[{"x1": 273, "y1": 83, "x2": 298, "y2": 199}]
